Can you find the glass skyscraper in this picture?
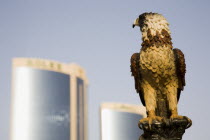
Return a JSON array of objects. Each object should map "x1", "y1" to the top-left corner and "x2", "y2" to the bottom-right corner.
[
  {"x1": 10, "y1": 58, "x2": 88, "y2": 140},
  {"x1": 100, "y1": 103, "x2": 146, "y2": 140}
]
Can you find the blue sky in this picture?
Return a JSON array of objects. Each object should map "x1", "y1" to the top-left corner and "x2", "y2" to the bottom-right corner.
[{"x1": 1, "y1": 0, "x2": 210, "y2": 139}]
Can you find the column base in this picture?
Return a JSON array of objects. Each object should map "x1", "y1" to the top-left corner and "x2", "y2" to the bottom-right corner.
[{"x1": 139, "y1": 116, "x2": 192, "y2": 140}]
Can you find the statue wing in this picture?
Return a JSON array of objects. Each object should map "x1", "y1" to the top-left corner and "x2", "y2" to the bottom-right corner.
[
  {"x1": 130, "y1": 53, "x2": 145, "y2": 106},
  {"x1": 173, "y1": 48, "x2": 186, "y2": 102}
]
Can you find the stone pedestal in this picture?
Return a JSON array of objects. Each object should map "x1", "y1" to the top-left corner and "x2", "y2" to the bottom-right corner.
[{"x1": 139, "y1": 117, "x2": 192, "y2": 140}]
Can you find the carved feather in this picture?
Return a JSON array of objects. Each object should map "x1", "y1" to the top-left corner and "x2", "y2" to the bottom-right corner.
[
  {"x1": 130, "y1": 53, "x2": 145, "y2": 106},
  {"x1": 173, "y1": 48, "x2": 186, "y2": 101}
]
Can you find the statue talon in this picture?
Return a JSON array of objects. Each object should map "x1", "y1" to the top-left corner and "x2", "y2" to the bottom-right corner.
[
  {"x1": 170, "y1": 114, "x2": 184, "y2": 120},
  {"x1": 140, "y1": 116, "x2": 163, "y2": 124},
  {"x1": 139, "y1": 110, "x2": 163, "y2": 129},
  {"x1": 170, "y1": 108, "x2": 184, "y2": 120}
]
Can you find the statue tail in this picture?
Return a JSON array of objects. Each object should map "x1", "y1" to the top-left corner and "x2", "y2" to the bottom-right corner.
[{"x1": 155, "y1": 90, "x2": 170, "y2": 119}]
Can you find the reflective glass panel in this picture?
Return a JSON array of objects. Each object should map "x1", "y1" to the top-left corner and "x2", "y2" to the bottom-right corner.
[
  {"x1": 101, "y1": 109, "x2": 143, "y2": 140},
  {"x1": 77, "y1": 78, "x2": 84, "y2": 140},
  {"x1": 11, "y1": 67, "x2": 70, "y2": 140}
]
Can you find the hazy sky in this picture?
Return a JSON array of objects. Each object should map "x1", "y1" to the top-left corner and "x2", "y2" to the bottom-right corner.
[{"x1": 1, "y1": 0, "x2": 210, "y2": 140}]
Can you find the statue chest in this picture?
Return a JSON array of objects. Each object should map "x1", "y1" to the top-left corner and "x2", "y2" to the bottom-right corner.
[{"x1": 139, "y1": 46, "x2": 176, "y2": 78}]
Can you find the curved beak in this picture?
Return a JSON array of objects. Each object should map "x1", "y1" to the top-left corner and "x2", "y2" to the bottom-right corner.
[{"x1": 132, "y1": 18, "x2": 139, "y2": 28}]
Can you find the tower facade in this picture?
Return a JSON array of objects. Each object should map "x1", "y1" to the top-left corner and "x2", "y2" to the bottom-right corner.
[
  {"x1": 100, "y1": 103, "x2": 146, "y2": 140},
  {"x1": 10, "y1": 58, "x2": 88, "y2": 140}
]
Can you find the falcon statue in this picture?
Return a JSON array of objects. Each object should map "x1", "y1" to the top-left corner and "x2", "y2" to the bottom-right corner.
[{"x1": 131, "y1": 12, "x2": 186, "y2": 124}]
